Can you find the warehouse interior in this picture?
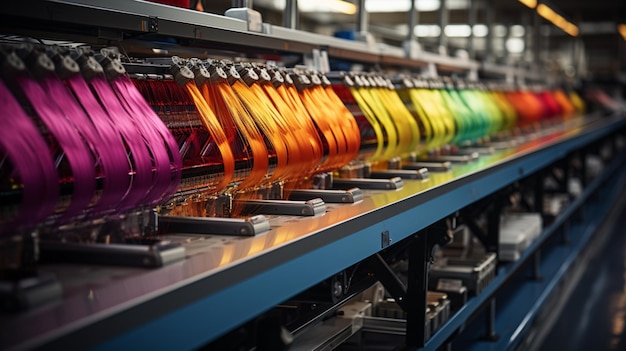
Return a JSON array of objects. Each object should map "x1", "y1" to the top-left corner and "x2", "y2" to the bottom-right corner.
[{"x1": 0, "y1": 1, "x2": 625, "y2": 350}]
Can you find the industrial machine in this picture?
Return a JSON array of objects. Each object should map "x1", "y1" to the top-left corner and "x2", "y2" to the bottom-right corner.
[{"x1": 0, "y1": 1, "x2": 624, "y2": 350}]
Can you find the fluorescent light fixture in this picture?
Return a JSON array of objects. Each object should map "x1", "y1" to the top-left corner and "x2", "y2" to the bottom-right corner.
[
  {"x1": 365, "y1": 0, "x2": 441, "y2": 13},
  {"x1": 472, "y1": 24, "x2": 488, "y2": 37},
  {"x1": 518, "y1": 0, "x2": 536, "y2": 9},
  {"x1": 256, "y1": 0, "x2": 357, "y2": 14},
  {"x1": 536, "y1": 3, "x2": 578, "y2": 36},
  {"x1": 510, "y1": 25, "x2": 525, "y2": 37},
  {"x1": 536, "y1": 3, "x2": 556, "y2": 21},
  {"x1": 505, "y1": 38, "x2": 525, "y2": 53},
  {"x1": 364, "y1": 0, "x2": 468, "y2": 13},
  {"x1": 414, "y1": 24, "x2": 441, "y2": 37},
  {"x1": 494, "y1": 24, "x2": 508, "y2": 37},
  {"x1": 299, "y1": 0, "x2": 357, "y2": 14},
  {"x1": 445, "y1": 24, "x2": 472, "y2": 37},
  {"x1": 415, "y1": 0, "x2": 441, "y2": 12}
]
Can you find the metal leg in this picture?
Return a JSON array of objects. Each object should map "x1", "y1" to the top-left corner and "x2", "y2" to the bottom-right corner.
[
  {"x1": 533, "y1": 170, "x2": 544, "y2": 214},
  {"x1": 562, "y1": 219, "x2": 570, "y2": 245},
  {"x1": 532, "y1": 250, "x2": 543, "y2": 281},
  {"x1": 481, "y1": 299, "x2": 499, "y2": 341},
  {"x1": 580, "y1": 149, "x2": 588, "y2": 188},
  {"x1": 406, "y1": 232, "x2": 429, "y2": 348},
  {"x1": 486, "y1": 195, "x2": 502, "y2": 254},
  {"x1": 561, "y1": 157, "x2": 570, "y2": 194}
]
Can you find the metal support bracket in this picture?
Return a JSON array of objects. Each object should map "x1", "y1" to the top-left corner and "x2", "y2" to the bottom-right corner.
[
  {"x1": 461, "y1": 192, "x2": 505, "y2": 253},
  {"x1": 159, "y1": 214, "x2": 270, "y2": 236},
  {"x1": 236, "y1": 198, "x2": 326, "y2": 216},
  {"x1": 332, "y1": 177, "x2": 403, "y2": 190},
  {"x1": 288, "y1": 188, "x2": 363, "y2": 203},
  {"x1": 39, "y1": 239, "x2": 186, "y2": 267},
  {"x1": 403, "y1": 161, "x2": 452, "y2": 173},
  {"x1": 368, "y1": 168, "x2": 429, "y2": 180},
  {"x1": 365, "y1": 253, "x2": 408, "y2": 311}
]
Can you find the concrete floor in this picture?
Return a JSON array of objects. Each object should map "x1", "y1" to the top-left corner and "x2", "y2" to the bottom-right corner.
[{"x1": 539, "y1": 201, "x2": 626, "y2": 351}]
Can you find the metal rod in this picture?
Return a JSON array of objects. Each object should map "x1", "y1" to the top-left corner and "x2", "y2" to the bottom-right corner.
[
  {"x1": 485, "y1": 0, "x2": 494, "y2": 62},
  {"x1": 522, "y1": 11, "x2": 531, "y2": 65},
  {"x1": 483, "y1": 299, "x2": 498, "y2": 340},
  {"x1": 283, "y1": 0, "x2": 298, "y2": 29},
  {"x1": 486, "y1": 195, "x2": 501, "y2": 254},
  {"x1": 232, "y1": 0, "x2": 250, "y2": 8},
  {"x1": 533, "y1": 8, "x2": 541, "y2": 66},
  {"x1": 561, "y1": 156, "x2": 570, "y2": 194},
  {"x1": 367, "y1": 254, "x2": 408, "y2": 311},
  {"x1": 407, "y1": 0, "x2": 418, "y2": 43},
  {"x1": 468, "y1": 0, "x2": 477, "y2": 59},
  {"x1": 357, "y1": 0, "x2": 368, "y2": 33},
  {"x1": 580, "y1": 150, "x2": 588, "y2": 188},
  {"x1": 533, "y1": 170, "x2": 544, "y2": 214},
  {"x1": 438, "y1": 0, "x2": 449, "y2": 51}
]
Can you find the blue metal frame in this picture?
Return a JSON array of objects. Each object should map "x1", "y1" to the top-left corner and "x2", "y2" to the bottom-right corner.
[
  {"x1": 3, "y1": 117, "x2": 622, "y2": 351},
  {"x1": 422, "y1": 148, "x2": 626, "y2": 351},
  {"x1": 87, "y1": 117, "x2": 625, "y2": 351}
]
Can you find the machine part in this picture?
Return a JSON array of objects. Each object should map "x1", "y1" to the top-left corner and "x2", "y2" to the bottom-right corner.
[
  {"x1": 235, "y1": 198, "x2": 326, "y2": 216},
  {"x1": 159, "y1": 214, "x2": 270, "y2": 236},
  {"x1": 487, "y1": 140, "x2": 519, "y2": 149},
  {"x1": 362, "y1": 315, "x2": 409, "y2": 335},
  {"x1": 0, "y1": 270, "x2": 62, "y2": 312},
  {"x1": 414, "y1": 153, "x2": 479, "y2": 164},
  {"x1": 433, "y1": 279, "x2": 468, "y2": 313},
  {"x1": 331, "y1": 177, "x2": 403, "y2": 190},
  {"x1": 499, "y1": 212, "x2": 543, "y2": 262},
  {"x1": 403, "y1": 161, "x2": 452, "y2": 172},
  {"x1": 290, "y1": 270, "x2": 350, "y2": 307},
  {"x1": 366, "y1": 254, "x2": 408, "y2": 311},
  {"x1": 429, "y1": 252, "x2": 497, "y2": 296},
  {"x1": 369, "y1": 292, "x2": 450, "y2": 337},
  {"x1": 288, "y1": 300, "x2": 372, "y2": 351},
  {"x1": 288, "y1": 315, "x2": 353, "y2": 351},
  {"x1": 224, "y1": 1, "x2": 264, "y2": 33},
  {"x1": 39, "y1": 240, "x2": 185, "y2": 267},
  {"x1": 459, "y1": 146, "x2": 495, "y2": 155},
  {"x1": 368, "y1": 168, "x2": 429, "y2": 180},
  {"x1": 288, "y1": 188, "x2": 363, "y2": 203}
]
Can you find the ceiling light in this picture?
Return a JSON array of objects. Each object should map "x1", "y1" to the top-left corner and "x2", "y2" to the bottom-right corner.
[
  {"x1": 472, "y1": 24, "x2": 488, "y2": 37},
  {"x1": 506, "y1": 38, "x2": 525, "y2": 53},
  {"x1": 365, "y1": 0, "x2": 440, "y2": 13},
  {"x1": 299, "y1": 0, "x2": 357, "y2": 14},
  {"x1": 510, "y1": 25, "x2": 525, "y2": 37},
  {"x1": 414, "y1": 24, "x2": 441, "y2": 37},
  {"x1": 518, "y1": 0, "x2": 536, "y2": 9},
  {"x1": 445, "y1": 24, "x2": 472, "y2": 37},
  {"x1": 536, "y1": 3, "x2": 578, "y2": 37},
  {"x1": 494, "y1": 25, "x2": 508, "y2": 37}
]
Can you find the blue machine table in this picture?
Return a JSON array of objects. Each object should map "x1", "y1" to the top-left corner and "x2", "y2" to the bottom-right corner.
[{"x1": 1, "y1": 114, "x2": 625, "y2": 351}]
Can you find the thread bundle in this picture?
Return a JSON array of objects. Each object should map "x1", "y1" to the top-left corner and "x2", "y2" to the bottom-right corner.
[
  {"x1": 0, "y1": 46, "x2": 588, "y2": 233},
  {"x1": 331, "y1": 73, "x2": 585, "y2": 165},
  {"x1": 0, "y1": 47, "x2": 182, "y2": 236},
  {"x1": 141, "y1": 58, "x2": 362, "y2": 217}
]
